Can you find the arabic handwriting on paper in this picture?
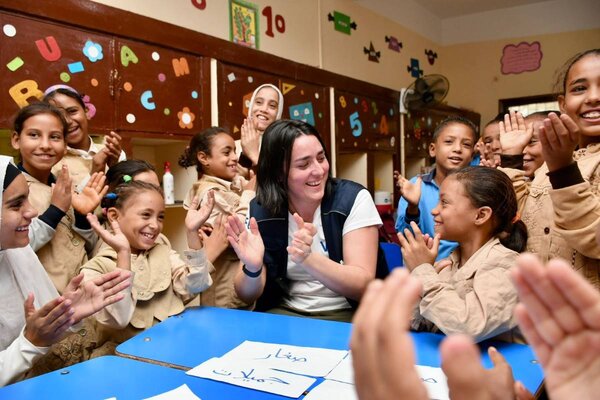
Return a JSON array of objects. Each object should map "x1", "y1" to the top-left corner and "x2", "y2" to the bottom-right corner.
[
  {"x1": 422, "y1": 377, "x2": 437, "y2": 384},
  {"x1": 213, "y1": 367, "x2": 291, "y2": 385},
  {"x1": 257, "y1": 348, "x2": 308, "y2": 363}
]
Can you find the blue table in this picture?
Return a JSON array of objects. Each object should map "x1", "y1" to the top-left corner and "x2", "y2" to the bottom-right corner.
[
  {"x1": 116, "y1": 307, "x2": 543, "y2": 395},
  {"x1": 0, "y1": 356, "x2": 295, "y2": 400}
]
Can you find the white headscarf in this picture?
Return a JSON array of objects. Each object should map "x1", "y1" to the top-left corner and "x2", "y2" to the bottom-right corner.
[
  {"x1": 248, "y1": 84, "x2": 284, "y2": 120},
  {"x1": 0, "y1": 156, "x2": 58, "y2": 349}
]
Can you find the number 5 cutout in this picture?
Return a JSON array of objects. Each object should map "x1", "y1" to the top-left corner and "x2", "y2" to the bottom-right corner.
[{"x1": 350, "y1": 112, "x2": 362, "y2": 137}]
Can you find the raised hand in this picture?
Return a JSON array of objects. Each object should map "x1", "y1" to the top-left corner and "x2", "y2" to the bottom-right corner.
[
  {"x1": 62, "y1": 270, "x2": 132, "y2": 324},
  {"x1": 396, "y1": 173, "x2": 422, "y2": 207},
  {"x1": 51, "y1": 164, "x2": 72, "y2": 212},
  {"x1": 226, "y1": 215, "x2": 264, "y2": 273},
  {"x1": 23, "y1": 294, "x2": 74, "y2": 347},
  {"x1": 287, "y1": 213, "x2": 318, "y2": 264},
  {"x1": 239, "y1": 169, "x2": 256, "y2": 191},
  {"x1": 72, "y1": 172, "x2": 108, "y2": 215},
  {"x1": 201, "y1": 214, "x2": 230, "y2": 263},
  {"x1": 185, "y1": 190, "x2": 215, "y2": 250},
  {"x1": 351, "y1": 269, "x2": 427, "y2": 400},
  {"x1": 499, "y1": 110, "x2": 533, "y2": 155},
  {"x1": 512, "y1": 253, "x2": 600, "y2": 400},
  {"x1": 539, "y1": 113, "x2": 580, "y2": 172},
  {"x1": 396, "y1": 221, "x2": 439, "y2": 271},
  {"x1": 241, "y1": 117, "x2": 261, "y2": 166},
  {"x1": 87, "y1": 213, "x2": 130, "y2": 256},
  {"x1": 104, "y1": 131, "x2": 123, "y2": 167}
]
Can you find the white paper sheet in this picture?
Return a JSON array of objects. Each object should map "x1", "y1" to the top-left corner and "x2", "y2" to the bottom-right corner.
[
  {"x1": 325, "y1": 353, "x2": 354, "y2": 384},
  {"x1": 186, "y1": 357, "x2": 315, "y2": 398},
  {"x1": 416, "y1": 365, "x2": 449, "y2": 400},
  {"x1": 143, "y1": 384, "x2": 202, "y2": 400},
  {"x1": 219, "y1": 341, "x2": 348, "y2": 377},
  {"x1": 303, "y1": 379, "x2": 357, "y2": 400}
]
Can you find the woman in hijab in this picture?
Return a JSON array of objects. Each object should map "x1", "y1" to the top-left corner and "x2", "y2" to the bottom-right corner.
[{"x1": 0, "y1": 156, "x2": 131, "y2": 386}]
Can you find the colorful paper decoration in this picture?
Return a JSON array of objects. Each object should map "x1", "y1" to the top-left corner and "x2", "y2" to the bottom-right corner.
[
  {"x1": 289, "y1": 102, "x2": 315, "y2": 126},
  {"x1": 327, "y1": 11, "x2": 357, "y2": 35},
  {"x1": 191, "y1": 0, "x2": 207, "y2": 10},
  {"x1": 9, "y1": 80, "x2": 44, "y2": 107},
  {"x1": 177, "y1": 107, "x2": 195, "y2": 129},
  {"x1": 7, "y1": 57, "x2": 24, "y2": 72},
  {"x1": 230, "y1": 0, "x2": 259, "y2": 49},
  {"x1": 67, "y1": 62, "x2": 84, "y2": 73},
  {"x1": 282, "y1": 82, "x2": 296, "y2": 95},
  {"x1": 172, "y1": 57, "x2": 190, "y2": 77},
  {"x1": 262, "y1": 6, "x2": 286, "y2": 37},
  {"x1": 35, "y1": 36, "x2": 61, "y2": 61},
  {"x1": 407, "y1": 58, "x2": 423, "y2": 78},
  {"x1": 364, "y1": 42, "x2": 381, "y2": 63},
  {"x1": 141, "y1": 90, "x2": 156, "y2": 110},
  {"x1": 349, "y1": 111, "x2": 362, "y2": 137},
  {"x1": 385, "y1": 36, "x2": 402, "y2": 52},
  {"x1": 501, "y1": 41, "x2": 543, "y2": 75},
  {"x1": 82, "y1": 40, "x2": 104, "y2": 62},
  {"x1": 120, "y1": 45, "x2": 139, "y2": 67},
  {"x1": 425, "y1": 49, "x2": 437, "y2": 65}
]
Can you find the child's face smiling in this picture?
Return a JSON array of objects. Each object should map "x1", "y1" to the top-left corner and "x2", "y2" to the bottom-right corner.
[
  {"x1": 251, "y1": 87, "x2": 279, "y2": 132},
  {"x1": 199, "y1": 133, "x2": 238, "y2": 181},
  {"x1": 112, "y1": 190, "x2": 165, "y2": 254},
  {"x1": 48, "y1": 92, "x2": 90, "y2": 149},
  {"x1": 431, "y1": 176, "x2": 477, "y2": 242},
  {"x1": 1, "y1": 174, "x2": 38, "y2": 250},
  {"x1": 559, "y1": 54, "x2": 600, "y2": 139},
  {"x1": 429, "y1": 123, "x2": 475, "y2": 176},
  {"x1": 11, "y1": 113, "x2": 66, "y2": 181}
]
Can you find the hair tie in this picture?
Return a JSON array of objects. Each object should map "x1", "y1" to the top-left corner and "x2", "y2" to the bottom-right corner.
[
  {"x1": 123, "y1": 175, "x2": 132, "y2": 183},
  {"x1": 512, "y1": 212, "x2": 520, "y2": 224}
]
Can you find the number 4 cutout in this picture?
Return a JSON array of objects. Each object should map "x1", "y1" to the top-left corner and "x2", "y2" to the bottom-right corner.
[{"x1": 379, "y1": 115, "x2": 389, "y2": 135}]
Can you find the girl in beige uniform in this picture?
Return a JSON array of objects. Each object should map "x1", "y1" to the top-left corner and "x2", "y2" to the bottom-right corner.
[
  {"x1": 180, "y1": 127, "x2": 255, "y2": 309},
  {"x1": 398, "y1": 167, "x2": 527, "y2": 342},
  {"x1": 79, "y1": 181, "x2": 213, "y2": 354},
  {"x1": 10, "y1": 103, "x2": 107, "y2": 293}
]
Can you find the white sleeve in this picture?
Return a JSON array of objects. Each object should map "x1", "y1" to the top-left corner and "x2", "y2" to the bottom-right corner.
[
  {"x1": 0, "y1": 329, "x2": 48, "y2": 387},
  {"x1": 27, "y1": 217, "x2": 56, "y2": 252},
  {"x1": 342, "y1": 189, "x2": 382, "y2": 236}
]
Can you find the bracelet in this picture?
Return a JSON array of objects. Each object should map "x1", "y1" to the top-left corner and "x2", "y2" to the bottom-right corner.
[{"x1": 242, "y1": 265, "x2": 262, "y2": 278}]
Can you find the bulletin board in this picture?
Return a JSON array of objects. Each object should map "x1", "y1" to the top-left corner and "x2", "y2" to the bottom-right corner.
[
  {"x1": 114, "y1": 39, "x2": 210, "y2": 136},
  {"x1": 217, "y1": 62, "x2": 330, "y2": 151},
  {"x1": 334, "y1": 89, "x2": 400, "y2": 153},
  {"x1": 0, "y1": 12, "x2": 115, "y2": 131}
]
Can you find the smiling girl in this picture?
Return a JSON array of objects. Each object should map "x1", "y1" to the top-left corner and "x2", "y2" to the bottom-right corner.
[
  {"x1": 179, "y1": 127, "x2": 255, "y2": 309},
  {"x1": 398, "y1": 166, "x2": 527, "y2": 342},
  {"x1": 10, "y1": 103, "x2": 107, "y2": 293}
]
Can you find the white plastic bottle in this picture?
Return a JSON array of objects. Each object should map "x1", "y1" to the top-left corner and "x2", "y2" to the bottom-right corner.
[{"x1": 163, "y1": 161, "x2": 175, "y2": 205}]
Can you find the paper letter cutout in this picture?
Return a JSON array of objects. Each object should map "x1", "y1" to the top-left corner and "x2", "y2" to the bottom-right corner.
[
  {"x1": 9, "y1": 80, "x2": 44, "y2": 108},
  {"x1": 120, "y1": 45, "x2": 139, "y2": 67},
  {"x1": 35, "y1": 36, "x2": 61, "y2": 61},
  {"x1": 141, "y1": 90, "x2": 156, "y2": 110},
  {"x1": 172, "y1": 57, "x2": 190, "y2": 77}
]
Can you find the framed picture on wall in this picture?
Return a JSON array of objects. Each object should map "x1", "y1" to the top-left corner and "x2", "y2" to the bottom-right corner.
[{"x1": 229, "y1": 0, "x2": 259, "y2": 49}]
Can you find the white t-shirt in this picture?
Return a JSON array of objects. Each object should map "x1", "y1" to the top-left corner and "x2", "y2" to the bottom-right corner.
[{"x1": 282, "y1": 189, "x2": 382, "y2": 312}]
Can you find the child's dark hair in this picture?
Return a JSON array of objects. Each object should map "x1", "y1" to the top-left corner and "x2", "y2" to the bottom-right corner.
[
  {"x1": 484, "y1": 112, "x2": 504, "y2": 128},
  {"x1": 525, "y1": 110, "x2": 561, "y2": 120},
  {"x1": 178, "y1": 127, "x2": 228, "y2": 176},
  {"x1": 433, "y1": 116, "x2": 478, "y2": 143},
  {"x1": 102, "y1": 180, "x2": 164, "y2": 210},
  {"x1": 43, "y1": 87, "x2": 87, "y2": 110},
  {"x1": 106, "y1": 160, "x2": 156, "y2": 193},
  {"x1": 449, "y1": 166, "x2": 527, "y2": 252},
  {"x1": 13, "y1": 102, "x2": 68, "y2": 137},
  {"x1": 554, "y1": 48, "x2": 600, "y2": 95}
]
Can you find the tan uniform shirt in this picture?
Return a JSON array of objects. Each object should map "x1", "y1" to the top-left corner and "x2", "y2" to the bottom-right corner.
[
  {"x1": 184, "y1": 175, "x2": 254, "y2": 309},
  {"x1": 410, "y1": 238, "x2": 518, "y2": 342}
]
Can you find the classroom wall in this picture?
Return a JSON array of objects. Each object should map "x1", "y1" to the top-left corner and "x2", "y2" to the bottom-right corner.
[{"x1": 441, "y1": 28, "x2": 600, "y2": 124}]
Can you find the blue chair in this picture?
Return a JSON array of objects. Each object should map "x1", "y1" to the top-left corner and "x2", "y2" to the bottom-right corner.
[{"x1": 380, "y1": 242, "x2": 403, "y2": 271}]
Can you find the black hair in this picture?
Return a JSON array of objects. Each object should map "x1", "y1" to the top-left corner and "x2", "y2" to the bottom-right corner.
[
  {"x1": 256, "y1": 119, "x2": 331, "y2": 215},
  {"x1": 178, "y1": 127, "x2": 229, "y2": 176},
  {"x1": 105, "y1": 159, "x2": 157, "y2": 193},
  {"x1": 554, "y1": 49, "x2": 600, "y2": 96},
  {"x1": 433, "y1": 115, "x2": 478, "y2": 144},
  {"x1": 102, "y1": 180, "x2": 163, "y2": 210},
  {"x1": 484, "y1": 112, "x2": 505, "y2": 128},
  {"x1": 43, "y1": 88, "x2": 87, "y2": 110},
  {"x1": 13, "y1": 102, "x2": 68, "y2": 138},
  {"x1": 449, "y1": 166, "x2": 527, "y2": 252},
  {"x1": 525, "y1": 110, "x2": 561, "y2": 120}
]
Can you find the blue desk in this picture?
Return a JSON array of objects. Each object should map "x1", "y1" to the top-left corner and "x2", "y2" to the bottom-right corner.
[
  {"x1": 0, "y1": 356, "x2": 293, "y2": 400},
  {"x1": 116, "y1": 307, "x2": 543, "y2": 395}
]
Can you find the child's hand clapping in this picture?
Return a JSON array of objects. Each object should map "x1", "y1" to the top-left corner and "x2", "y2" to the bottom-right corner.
[
  {"x1": 397, "y1": 221, "x2": 440, "y2": 271},
  {"x1": 185, "y1": 190, "x2": 215, "y2": 250},
  {"x1": 72, "y1": 172, "x2": 108, "y2": 215}
]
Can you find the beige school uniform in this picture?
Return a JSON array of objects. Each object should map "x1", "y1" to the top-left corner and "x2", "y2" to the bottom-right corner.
[
  {"x1": 78, "y1": 238, "x2": 213, "y2": 354},
  {"x1": 183, "y1": 175, "x2": 255, "y2": 309},
  {"x1": 503, "y1": 143, "x2": 600, "y2": 290},
  {"x1": 24, "y1": 173, "x2": 89, "y2": 293},
  {"x1": 410, "y1": 238, "x2": 519, "y2": 343}
]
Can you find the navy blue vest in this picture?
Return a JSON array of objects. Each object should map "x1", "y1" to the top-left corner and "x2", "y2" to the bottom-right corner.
[{"x1": 250, "y1": 178, "x2": 389, "y2": 311}]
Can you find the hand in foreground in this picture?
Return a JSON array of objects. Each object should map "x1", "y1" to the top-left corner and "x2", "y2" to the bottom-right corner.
[
  {"x1": 512, "y1": 253, "x2": 600, "y2": 400},
  {"x1": 225, "y1": 215, "x2": 264, "y2": 273},
  {"x1": 51, "y1": 164, "x2": 72, "y2": 212},
  {"x1": 499, "y1": 110, "x2": 532, "y2": 155},
  {"x1": 62, "y1": 270, "x2": 132, "y2": 324},
  {"x1": 240, "y1": 117, "x2": 261, "y2": 166},
  {"x1": 396, "y1": 172, "x2": 422, "y2": 207},
  {"x1": 87, "y1": 213, "x2": 130, "y2": 255},
  {"x1": 396, "y1": 221, "x2": 439, "y2": 271},
  {"x1": 23, "y1": 294, "x2": 74, "y2": 347},
  {"x1": 287, "y1": 213, "x2": 317, "y2": 265},
  {"x1": 538, "y1": 113, "x2": 579, "y2": 172},
  {"x1": 72, "y1": 172, "x2": 108, "y2": 214},
  {"x1": 201, "y1": 214, "x2": 230, "y2": 263},
  {"x1": 185, "y1": 190, "x2": 215, "y2": 250}
]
